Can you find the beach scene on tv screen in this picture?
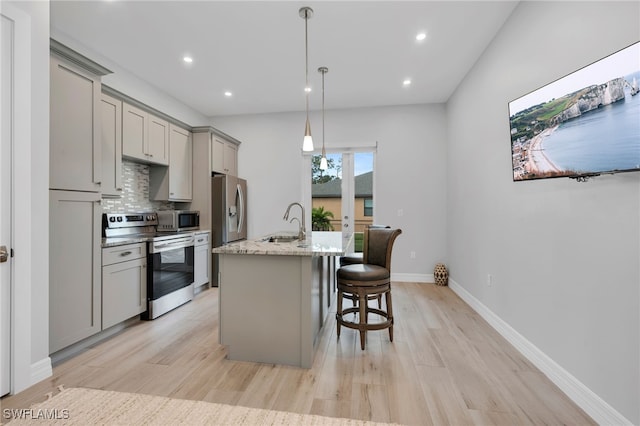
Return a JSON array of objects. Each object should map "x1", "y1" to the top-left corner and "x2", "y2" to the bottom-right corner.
[{"x1": 509, "y1": 42, "x2": 640, "y2": 181}]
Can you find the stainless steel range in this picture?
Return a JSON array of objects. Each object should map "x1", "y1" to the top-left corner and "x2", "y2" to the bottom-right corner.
[{"x1": 103, "y1": 212, "x2": 196, "y2": 320}]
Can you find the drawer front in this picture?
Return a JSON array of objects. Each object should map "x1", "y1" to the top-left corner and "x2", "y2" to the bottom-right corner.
[
  {"x1": 102, "y1": 242, "x2": 146, "y2": 266},
  {"x1": 194, "y1": 232, "x2": 210, "y2": 246}
]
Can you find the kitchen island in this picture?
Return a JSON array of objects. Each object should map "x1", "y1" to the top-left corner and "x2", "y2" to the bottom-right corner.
[{"x1": 213, "y1": 231, "x2": 352, "y2": 368}]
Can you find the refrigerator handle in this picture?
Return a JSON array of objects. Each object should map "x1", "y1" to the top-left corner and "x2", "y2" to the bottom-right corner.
[{"x1": 237, "y1": 183, "x2": 245, "y2": 234}]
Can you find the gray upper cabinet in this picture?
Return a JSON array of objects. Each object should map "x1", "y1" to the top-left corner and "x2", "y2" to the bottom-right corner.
[
  {"x1": 50, "y1": 54, "x2": 102, "y2": 192},
  {"x1": 168, "y1": 124, "x2": 193, "y2": 201},
  {"x1": 211, "y1": 136, "x2": 238, "y2": 176},
  {"x1": 100, "y1": 93, "x2": 123, "y2": 197},
  {"x1": 122, "y1": 102, "x2": 169, "y2": 166},
  {"x1": 148, "y1": 115, "x2": 170, "y2": 165},
  {"x1": 149, "y1": 124, "x2": 193, "y2": 201}
]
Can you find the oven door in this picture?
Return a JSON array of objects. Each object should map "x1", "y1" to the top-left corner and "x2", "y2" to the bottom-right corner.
[{"x1": 145, "y1": 235, "x2": 195, "y2": 319}]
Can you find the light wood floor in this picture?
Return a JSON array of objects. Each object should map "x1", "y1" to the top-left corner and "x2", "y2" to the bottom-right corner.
[{"x1": 2, "y1": 282, "x2": 595, "y2": 425}]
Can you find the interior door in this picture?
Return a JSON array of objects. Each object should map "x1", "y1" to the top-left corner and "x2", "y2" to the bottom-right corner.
[{"x1": 0, "y1": 10, "x2": 14, "y2": 397}]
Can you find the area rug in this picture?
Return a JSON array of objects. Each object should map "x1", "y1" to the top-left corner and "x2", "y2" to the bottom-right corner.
[{"x1": 5, "y1": 387, "x2": 396, "y2": 425}]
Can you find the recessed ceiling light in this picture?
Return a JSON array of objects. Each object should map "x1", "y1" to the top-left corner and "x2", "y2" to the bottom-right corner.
[
  {"x1": 183, "y1": 56, "x2": 193, "y2": 63},
  {"x1": 304, "y1": 86, "x2": 312, "y2": 93},
  {"x1": 224, "y1": 91, "x2": 233, "y2": 97},
  {"x1": 403, "y1": 79, "x2": 412, "y2": 86},
  {"x1": 416, "y1": 32, "x2": 427, "y2": 41}
]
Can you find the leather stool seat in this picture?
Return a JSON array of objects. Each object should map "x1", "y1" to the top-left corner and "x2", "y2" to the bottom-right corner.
[{"x1": 337, "y1": 264, "x2": 389, "y2": 282}]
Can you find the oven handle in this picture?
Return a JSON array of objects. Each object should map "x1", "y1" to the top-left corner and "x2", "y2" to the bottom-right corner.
[{"x1": 150, "y1": 237, "x2": 195, "y2": 253}]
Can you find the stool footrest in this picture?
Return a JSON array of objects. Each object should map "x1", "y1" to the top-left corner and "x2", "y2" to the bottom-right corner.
[{"x1": 336, "y1": 308, "x2": 393, "y2": 332}]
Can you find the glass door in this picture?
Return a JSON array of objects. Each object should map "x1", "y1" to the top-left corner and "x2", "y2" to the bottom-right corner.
[{"x1": 308, "y1": 150, "x2": 375, "y2": 246}]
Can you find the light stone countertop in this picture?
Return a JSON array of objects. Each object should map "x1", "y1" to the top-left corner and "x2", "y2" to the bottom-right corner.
[
  {"x1": 212, "y1": 231, "x2": 353, "y2": 257},
  {"x1": 102, "y1": 230, "x2": 208, "y2": 248},
  {"x1": 101, "y1": 236, "x2": 150, "y2": 248}
]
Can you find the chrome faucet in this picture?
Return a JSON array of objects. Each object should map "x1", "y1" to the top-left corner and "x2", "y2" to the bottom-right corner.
[{"x1": 283, "y1": 202, "x2": 306, "y2": 241}]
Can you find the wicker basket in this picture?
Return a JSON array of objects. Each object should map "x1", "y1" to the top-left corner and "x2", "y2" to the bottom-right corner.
[{"x1": 434, "y1": 263, "x2": 448, "y2": 286}]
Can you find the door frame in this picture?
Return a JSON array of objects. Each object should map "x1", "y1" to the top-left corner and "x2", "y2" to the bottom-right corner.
[
  {"x1": 1, "y1": 8, "x2": 14, "y2": 397},
  {"x1": 302, "y1": 143, "x2": 377, "y2": 238},
  {"x1": 0, "y1": 1, "x2": 43, "y2": 395}
]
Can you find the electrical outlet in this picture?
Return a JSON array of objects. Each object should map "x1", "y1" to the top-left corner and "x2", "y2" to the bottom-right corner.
[
  {"x1": 410, "y1": 251, "x2": 416, "y2": 259},
  {"x1": 487, "y1": 274, "x2": 493, "y2": 286},
  {"x1": 397, "y1": 209, "x2": 404, "y2": 217}
]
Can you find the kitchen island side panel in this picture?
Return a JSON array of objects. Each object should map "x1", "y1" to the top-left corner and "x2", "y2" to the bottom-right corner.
[{"x1": 219, "y1": 253, "x2": 319, "y2": 368}]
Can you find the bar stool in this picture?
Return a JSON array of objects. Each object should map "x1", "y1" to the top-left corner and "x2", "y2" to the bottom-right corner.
[
  {"x1": 339, "y1": 225, "x2": 390, "y2": 308},
  {"x1": 336, "y1": 226, "x2": 402, "y2": 350}
]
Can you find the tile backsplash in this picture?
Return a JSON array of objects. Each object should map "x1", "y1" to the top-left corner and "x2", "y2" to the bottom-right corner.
[{"x1": 101, "y1": 160, "x2": 175, "y2": 213}]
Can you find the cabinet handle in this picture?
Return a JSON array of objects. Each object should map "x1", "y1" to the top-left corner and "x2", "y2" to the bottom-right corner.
[
  {"x1": 197, "y1": 238, "x2": 204, "y2": 243},
  {"x1": 120, "y1": 251, "x2": 132, "y2": 257}
]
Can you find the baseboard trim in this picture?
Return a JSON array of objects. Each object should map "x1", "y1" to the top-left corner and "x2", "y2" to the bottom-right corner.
[
  {"x1": 30, "y1": 357, "x2": 52, "y2": 385},
  {"x1": 448, "y1": 278, "x2": 632, "y2": 426},
  {"x1": 391, "y1": 273, "x2": 432, "y2": 283}
]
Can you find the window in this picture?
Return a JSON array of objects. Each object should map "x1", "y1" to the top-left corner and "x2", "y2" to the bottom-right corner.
[{"x1": 364, "y1": 198, "x2": 373, "y2": 217}]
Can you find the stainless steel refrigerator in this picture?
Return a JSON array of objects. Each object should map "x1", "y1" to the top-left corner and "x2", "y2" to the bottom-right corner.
[{"x1": 211, "y1": 174, "x2": 247, "y2": 286}]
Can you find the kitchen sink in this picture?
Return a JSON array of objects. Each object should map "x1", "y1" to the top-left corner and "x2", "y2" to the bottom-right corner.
[{"x1": 264, "y1": 235, "x2": 298, "y2": 243}]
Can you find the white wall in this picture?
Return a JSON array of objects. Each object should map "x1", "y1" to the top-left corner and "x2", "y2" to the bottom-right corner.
[
  {"x1": 6, "y1": 0, "x2": 50, "y2": 391},
  {"x1": 212, "y1": 103, "x2": 448, "y2": 279},
  {"x1": 446, "y1": 1, "x2": 639, "y2": 423}
]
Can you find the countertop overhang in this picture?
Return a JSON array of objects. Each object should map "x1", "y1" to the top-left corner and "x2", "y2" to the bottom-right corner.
[{"x1": 212, "y1": 231, "x2": 353, "y2": 256}]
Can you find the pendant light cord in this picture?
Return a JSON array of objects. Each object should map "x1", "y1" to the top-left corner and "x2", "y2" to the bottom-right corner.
[
  {"x1": 321, "y1": 69, "x2": 325, "y2": 155},
  {"x1": 300, "y1": 6, "x2": 314, "y2": 151},
  {"x1": 305, "y1": 10, "x2": 309, "y2": 122},
  {"x1": 318, "y1": 66, "x2": 328, "y2": 169}
]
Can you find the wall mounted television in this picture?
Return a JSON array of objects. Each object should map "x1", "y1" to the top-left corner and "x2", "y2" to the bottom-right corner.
[{"x1": 509, "y1": 41, "x2": 640, "y2": 181}]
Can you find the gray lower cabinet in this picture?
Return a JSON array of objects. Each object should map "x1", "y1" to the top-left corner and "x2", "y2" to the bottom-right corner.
[
  {"x1": 49, "y1": 190, "x2": 101, "y2": 354},
  {"x1": 194, "y1": 232, "x2": 210, "y2": 287},
  {"x1": 102, "y1": 243, "x2": 147, "y2": 329}
]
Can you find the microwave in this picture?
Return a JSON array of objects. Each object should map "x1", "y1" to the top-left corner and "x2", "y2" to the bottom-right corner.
[{"x1": 156, "y1": 210, "x2": 200, "y2": 232}]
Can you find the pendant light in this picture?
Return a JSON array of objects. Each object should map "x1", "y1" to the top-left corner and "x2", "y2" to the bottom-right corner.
[
  {"x1": 318, "y1": 66, "x2": 328, "y2": 170},
  {"x1": 300, "y1": 6, "x2": 314, "y2": 151}
]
